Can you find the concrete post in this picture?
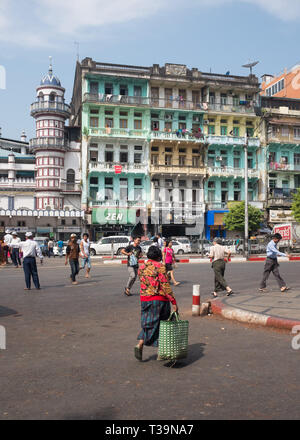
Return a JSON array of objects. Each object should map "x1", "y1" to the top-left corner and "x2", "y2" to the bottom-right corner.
[{"x1": 192, "y1": 284, "x2": 200, "y2": 316}]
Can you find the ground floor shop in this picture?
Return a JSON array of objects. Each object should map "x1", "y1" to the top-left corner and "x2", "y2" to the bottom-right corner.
[{"x1": 0, "y1": 208, "x2": 85, "y2": 241}]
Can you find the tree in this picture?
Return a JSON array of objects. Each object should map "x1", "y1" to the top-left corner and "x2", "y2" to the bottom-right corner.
[
  {"x1": 291, "y1": 189, "x2": 300, "y2": 223},
  {"x1": 223, "y1": 201, "x2": 263, "y2": 235}
]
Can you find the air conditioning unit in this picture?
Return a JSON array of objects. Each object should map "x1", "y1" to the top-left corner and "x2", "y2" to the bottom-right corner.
[
  {"x1": 166, "y1": 181, "x2": 173, "y2": 188},
  {"x1": 216, "y1": 156, "x2": 223, "y2": 161},
  {"x1": 203, "y1": 120, "x2": 209, "y2": 125},
  {"x1": 165, "y1": 114, "x2": 173, "y2": 120},
  {"x1": 153, "y1": 181, "x2": 159, "y2": 187},
  {"x1": 193, "y1": 116, "x2": 200, "y2": 122}
]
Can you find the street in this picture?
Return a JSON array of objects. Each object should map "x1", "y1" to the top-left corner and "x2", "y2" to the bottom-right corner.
[{"x1": 0, "y1": 259, "x2": 299, "y2": 420}]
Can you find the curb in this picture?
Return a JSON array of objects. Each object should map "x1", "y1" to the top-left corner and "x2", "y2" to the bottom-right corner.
[
  {"x1": 210, "y1": 298, "x2": 300, "y2": 331},
  {"x1": 102, "y1": 257, "x2": 299, "y2": 265}
]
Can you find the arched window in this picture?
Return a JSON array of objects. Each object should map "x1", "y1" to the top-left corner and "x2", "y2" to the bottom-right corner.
[
  {"x1": 49, "y1": 93, "x2": 56, "y2": 103},
  {"x1": 66, "y1": 169, "x2": 75, "y2": 190},
  {"x1": 38, "y1": 92, "x2": 44, "y2": 103}
]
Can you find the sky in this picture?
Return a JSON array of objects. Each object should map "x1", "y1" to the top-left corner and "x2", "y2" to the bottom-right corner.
[{"x1": 0, "y1": 0, "x2": 300, "y2": 140}]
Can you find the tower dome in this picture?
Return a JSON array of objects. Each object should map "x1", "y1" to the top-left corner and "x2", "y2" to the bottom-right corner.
[{"x1": 40, "y1": 56, "x2": 61, "y2": 86}]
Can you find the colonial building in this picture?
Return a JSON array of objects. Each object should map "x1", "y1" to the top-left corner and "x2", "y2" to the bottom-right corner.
[
  {"x1": 260, "y1": 95, "x2": 300, "y2": 226},
  {"x1": 0, "y1": 61, "x2": 83, "y2": 240},
  {"x1": 70, "y1": 58, "x2": 267, "y2": 239},
  {"x1": 71, "y1": 58, "x2": 151, "y2": 240}
]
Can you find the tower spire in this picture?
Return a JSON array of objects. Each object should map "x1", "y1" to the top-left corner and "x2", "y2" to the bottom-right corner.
[{"x1": 49, "y1": 56, "x2": 53, "y2": 75}]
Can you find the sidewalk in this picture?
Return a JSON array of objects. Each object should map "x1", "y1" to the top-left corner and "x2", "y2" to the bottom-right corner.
[{"x1": 210, "y1": 288, "x2": 300, "y2": 331}]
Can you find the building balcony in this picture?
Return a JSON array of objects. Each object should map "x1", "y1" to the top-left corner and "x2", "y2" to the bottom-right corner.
[
  {"x1": 0, "y1": 177, "x2": 35, "y2": 188},
  {"x1": 89, "y1": 161, "x2": 147, "y2": 174},
  {"x1": 83, "y1": 93, "x2": 206, "y2": 111},
  {"x1": 206, "y1": 135, "x2": 260, "y2": 147},
  {"x1": 90, "y1": 200, "x2": 147, "y2": 208},
  {"x1": 60, "y1": 183, "x2": 81, "y2": 193},
  {"x1": 207, "y1": 166, "x2": 260, "y2": 178},
  {"x1": 267, "y1": 188, "x2": 297, "y2": 207},
  {"x1": 206, "y1": 202, "x2": 228, "y2": 210},
  {"x1": 208, "y1": 102, "x2": 257, "y2": 115},
  {"x1": 30, "y1": 137, "x2": 68, "y2": 151},
  {"x1": 30, "y1": 101, "x2": 71, "y2": 117},
  {"x1": 150, "y1": 130, "x2": 205, "y2": 142},
  {"x1": 151, "y1": 201, "x2": 204, "y2": 211},
  {"x1": 88, "y1": 127, "x2": 148, "y2": 139},
  {"x1": 268, "y1": 162, "x2": 300, "y2": 172},
  {"x1": 150, "y1": 164, "x2": 205, "y2": 176}
]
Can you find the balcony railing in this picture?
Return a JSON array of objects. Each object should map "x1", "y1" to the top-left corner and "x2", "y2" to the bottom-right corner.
[
  {"x1": 150, "y1": 164, "x2": 205, "y2": 175},
  {"x1": 83, "y1": 93, "x2": 206, "y2": 111},
  {"x1": 30, "y1": 137, "x2": 67, "y2": 150},
  {"x1": 206, "y1": 202, "x2": 228, "y2": 210},
  {"x1": 88, "y1": 128, "x2": 148, "y2": 138},
  {"x1": 89, "y1": 162, "x2": 147, "y2": 172},
  {"x1": 151, "y1": 201, "x2": 204, "y2": 210},
  {"x1": 207, "y1": 166, "x2": 260, "y2": 178},
  {"x1": 30, "y1": 101, "x2": 71, "y2": 115},
  {"x1": 60, "y1": 183, "x2": 81, "y2": 192},
  {"x1": 150, "y1": 130, "x2": 205, "y2": 142},
  {"x1": 268, "y1": 162, "x2": 300, "y2": 171},
  {"x1": 91, "y1": 200, "x2": 146, "y2": 208},
  {"x1": 206, "y1": 135, "x2": 260, "y2": 147},
  {"x1": 208, "y1": 102, "x2": 257, "y2": 114},
  {"x1": 0, "y1": 177, "x2": 35, "y2": 187}
]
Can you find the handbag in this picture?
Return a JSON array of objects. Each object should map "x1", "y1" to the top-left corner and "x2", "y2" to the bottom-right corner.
[{"x1": 158, "y1": 312, "x2": 189, "y2": 361}]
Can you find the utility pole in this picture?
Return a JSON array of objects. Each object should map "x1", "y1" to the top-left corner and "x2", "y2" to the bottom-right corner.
[{"x1": 244, "y1": 134, "x2": 249, "y2": 259}]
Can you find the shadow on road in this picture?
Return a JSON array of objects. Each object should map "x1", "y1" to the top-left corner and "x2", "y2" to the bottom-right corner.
[
  {"x1": 163, "y1": 342, "x2": 206, "y2": 368},
  {"x1": 0, "y1": 306, "x2": 18, "y2": 318}
]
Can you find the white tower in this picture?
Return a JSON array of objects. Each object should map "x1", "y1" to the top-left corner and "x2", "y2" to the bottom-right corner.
[{"x1": 30, "y1": 57, "x2": 71, "y2": 210}]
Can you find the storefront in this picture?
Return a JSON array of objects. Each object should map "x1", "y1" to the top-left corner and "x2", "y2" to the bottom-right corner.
[
  {"x1": 90, "y1": 206, "x2": 148, "y2": 241},
  {"x1": 205, "y1": 210, "x2": 229, "y2": 240}
]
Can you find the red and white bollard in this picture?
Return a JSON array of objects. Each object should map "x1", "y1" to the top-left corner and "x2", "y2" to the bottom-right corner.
[{"x1": 192, "y1": 284, "x2": 200, "y2": 316}]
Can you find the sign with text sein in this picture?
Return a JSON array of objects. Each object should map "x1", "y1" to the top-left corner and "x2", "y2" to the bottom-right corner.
[{"x1": 114, "y1": 165, "x2": 122, "y2": 174}]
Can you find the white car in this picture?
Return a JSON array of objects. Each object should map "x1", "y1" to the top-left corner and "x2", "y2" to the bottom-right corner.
[
  {"x1": 53, "y1": 245, "x2": 66, "y2": 256},
  {"x1": 140, "y1": 240, "x2": 155, "y2": 254},
  {"x1": 173, "y1": 238, "x2": 192, "y2": 254},
  {"x1": 171, "y1": 240, "x2": 191, "y2": 255},
  {"x1": 90, "y1": 236, "x2": 131, "y2": 256}
]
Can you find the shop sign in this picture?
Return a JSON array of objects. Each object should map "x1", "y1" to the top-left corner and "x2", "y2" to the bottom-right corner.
[
  {"x1": 270, "y1": 210, "x2": 294, "y2": 223},
  {"x1": 92, "y1": 208, "x2": 137, "y2": 225},
  {"x1": 114, "y1": 165, "x2": 122, "y2": 174}
]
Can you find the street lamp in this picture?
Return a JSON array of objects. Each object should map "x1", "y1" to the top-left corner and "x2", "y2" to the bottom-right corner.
[{"x1": 244, "y1": 134, "x2": 249, "y2": 259}]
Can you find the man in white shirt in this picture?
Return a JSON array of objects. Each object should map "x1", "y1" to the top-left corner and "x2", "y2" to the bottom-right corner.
[
  {"x1": 10, "y1": 231, "x2": 21, "y2": 268},
  {"x1": 47, "y1": 239, "x2": 54, "y2": 258},
  {"x1": 80, "y1": 233, "x2": 91, "y2": 278},
  {"x1": 19, "y1": 232, "x2": 43, "y2": 290},
  {"x1": 3, "y1": 229, "x2": 12, "y2": 264}
]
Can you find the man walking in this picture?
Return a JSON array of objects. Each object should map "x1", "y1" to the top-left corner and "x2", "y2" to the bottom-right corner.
[
  {"x1": 19, "y1": 232, "x2": 43, "y2": 290},
  {"x1": 80, "y1": 233, "x2": 91, "y2": 278},
  {"x1": 10, "y1": 231, "x2": 21, "y2": 268},
  {"x1": 209, "y1": 238, "x2": 233, "y2": 297},
  {"x1": 65, "y1": 234, "x2": 80, "y2": 285},
  {"x1": 122, "y1": 236, "x2": 142, "y2": 296},
  {"x1": 259, "y1": 233, "x2": 290, "y2": 293},
  {"x1": 48, "y1": 238, "x2": 54, "y2": 258},
  {"x1": 3, "y1": 229, "x2": 12, "y2": 264}
]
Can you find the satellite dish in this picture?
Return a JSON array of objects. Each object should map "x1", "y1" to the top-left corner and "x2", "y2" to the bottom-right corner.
[{"x1": 242, "y1": 61, "x2": 259, "y2": 75}]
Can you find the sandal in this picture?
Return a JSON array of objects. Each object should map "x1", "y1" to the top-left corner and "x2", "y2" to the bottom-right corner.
[
  {"x1": 124, "y1": 288, "x2": 132, "y2": 296},
  {"x1": 226, "y1": 290, "x2": 234, "y2": 296},
  {"x1": 281, "y1": 287, "x2": 290, "y2": 292},
  {"x1": 211, "y1": 292, "x2": 218, "y2": 298},
  {"x1": 134, "y1": 345, "x2": 143, "y2": 361}
]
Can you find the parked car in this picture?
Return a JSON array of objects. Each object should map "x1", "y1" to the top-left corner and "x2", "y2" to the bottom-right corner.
[
  {"x1": 191, "y1": 239, "x2": 212, "y2": 254},
  {"x1": 174, "y1": 237, "x2": 192, "y2": 253},
  {"x1": 33, "y1": 237, "x2": 49, "y2": 256},
  {"x1": 90, "y1": 236, "x2": 131, "y2": 256},
  {"x1": 140, "y1": 240, "x2": 154, "y2": 254},
  {"x1": 171, "y1": 240, "x2": 191, "y2": 255},
  {"x1": 53, "y1": 243, "x2": 67, "y2": 256}
]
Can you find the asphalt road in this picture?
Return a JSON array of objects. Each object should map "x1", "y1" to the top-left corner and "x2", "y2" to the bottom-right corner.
[{"x1": 0, "y1": 259, "x2": 299, "y2": 420}]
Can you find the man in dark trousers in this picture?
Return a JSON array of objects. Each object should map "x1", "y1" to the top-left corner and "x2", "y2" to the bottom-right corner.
[
  {"x1": 19, "y1": 232, "x2": 43, "y2": 290},
  {"x1": 259, "y1": 233, "x2": 290, "y2": 293},
  {"x1": 209, "y1": 238, "x2": 233, "y2": 297}
]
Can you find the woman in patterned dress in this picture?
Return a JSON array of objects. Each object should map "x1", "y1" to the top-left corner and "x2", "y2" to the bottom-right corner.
[{"x1": 134, "y1": 246, "x2": 178, "y2": 361}]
